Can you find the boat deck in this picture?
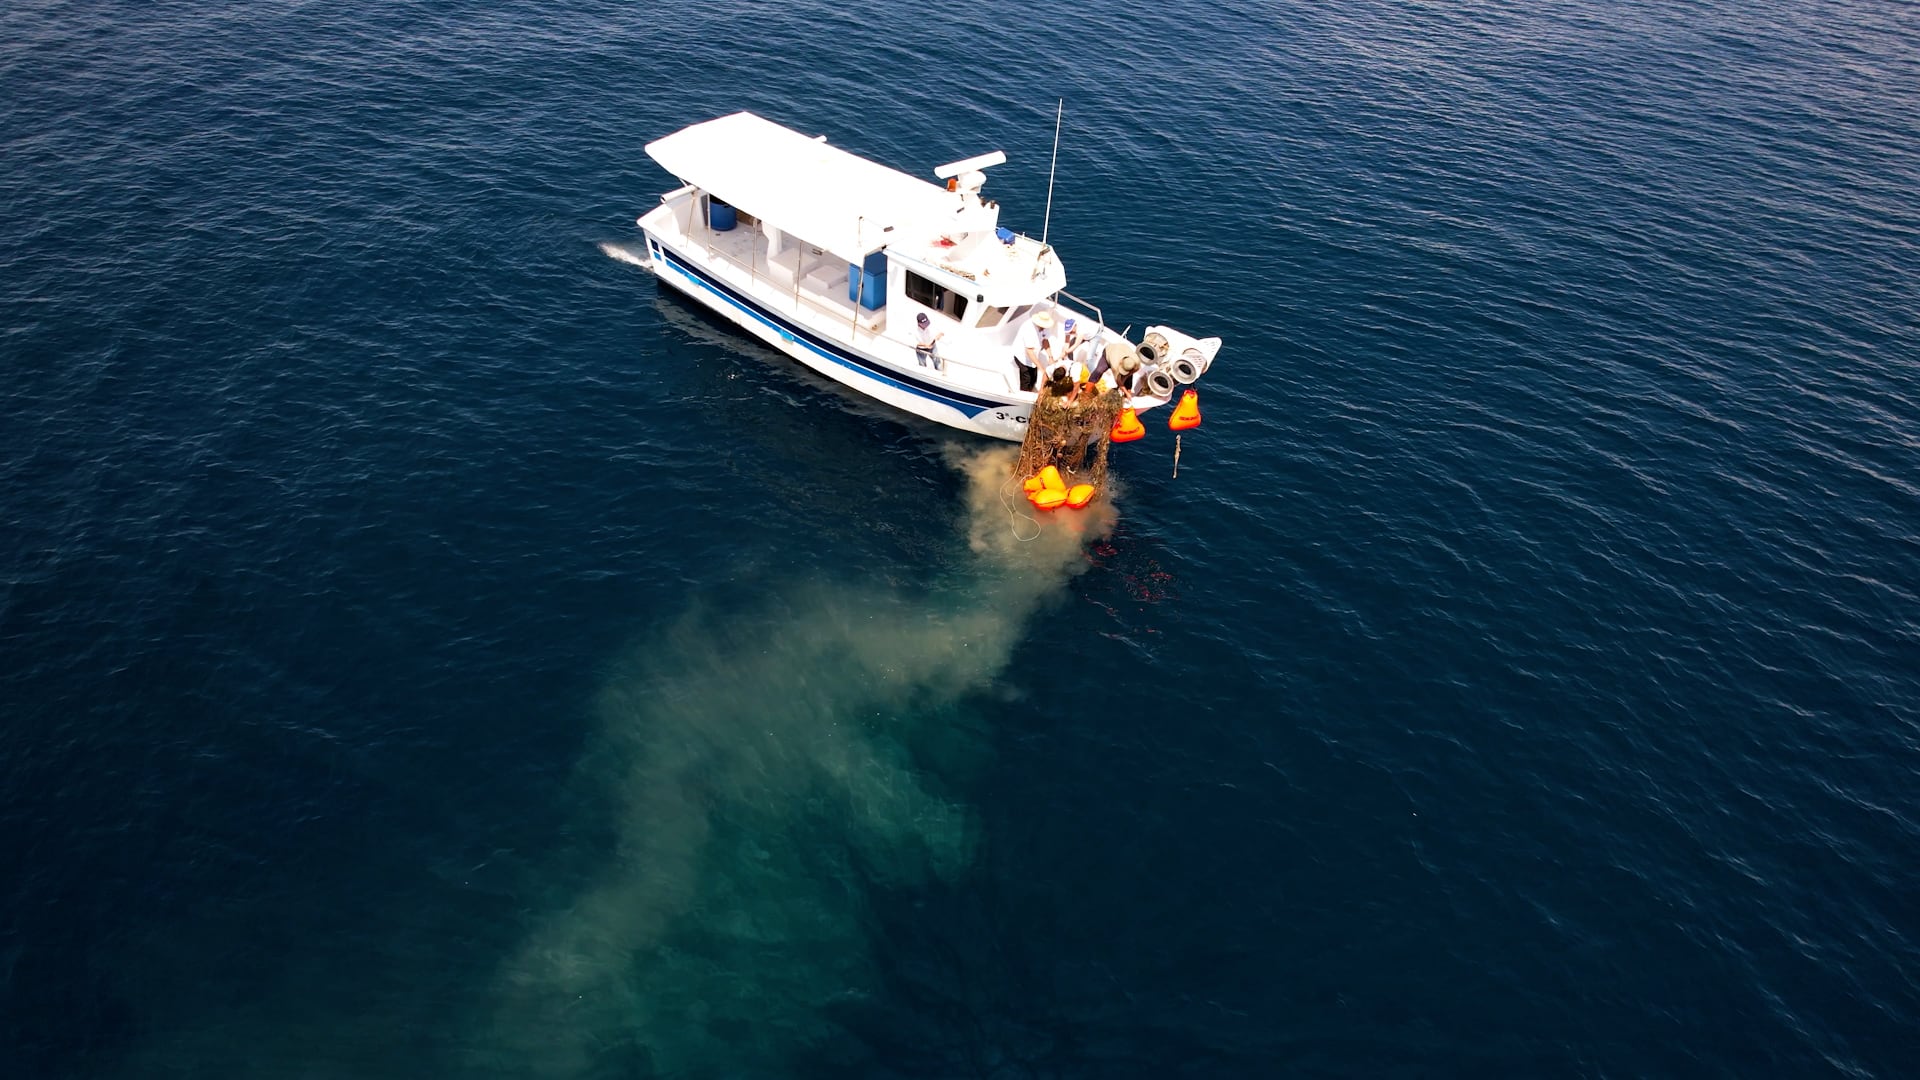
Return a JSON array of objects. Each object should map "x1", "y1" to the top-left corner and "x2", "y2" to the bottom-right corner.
[{"x1": 648, "y1": 195, "x2": 1038, "y2": 397}]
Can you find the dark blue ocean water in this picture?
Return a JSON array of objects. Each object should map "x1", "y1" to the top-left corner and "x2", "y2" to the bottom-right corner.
[{"x1": 5, "y1": 0, "x2": 1919, "y2": 1075}]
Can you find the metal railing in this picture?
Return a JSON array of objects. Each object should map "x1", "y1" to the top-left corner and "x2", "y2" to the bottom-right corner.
[{"x1": 1055, "y1": 288, "x2": 1105, "y2": 336}]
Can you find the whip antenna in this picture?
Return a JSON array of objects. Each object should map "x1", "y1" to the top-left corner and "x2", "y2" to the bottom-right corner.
[{"x1": 1041, "y1": 99, "x2": 1063, "y2": 246}]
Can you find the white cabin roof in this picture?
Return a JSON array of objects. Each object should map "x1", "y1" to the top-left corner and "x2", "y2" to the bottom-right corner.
[{"x1": 645, "y1": 112, "x2": 975, "y2": 265}]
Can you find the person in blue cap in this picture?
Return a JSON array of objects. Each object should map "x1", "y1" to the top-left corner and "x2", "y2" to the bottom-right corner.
[
  {"x1": 1060, "y1": 317, "x2": 1092, "y2": 381},
  {"x1": 914, "y1": 312, "x2": 944, "y2": 370}
]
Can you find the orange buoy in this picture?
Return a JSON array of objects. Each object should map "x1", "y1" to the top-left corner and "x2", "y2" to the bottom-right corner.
[
  {"x1": 1022, "y1": 475, "x2": 1045, "y2": 494},
  {"x1": 1029, "y1": 487, "x2": 1068, "y2": 511},
  {"x1": 1168, "y1": 389, "x2": 1202, "y2": 431},
  {"x1": 1039, "y1": 465, "x2": 1066, "y2": 491},
  {"x1": 1065, "y1": 483, "x2": 1097, "y2": 509},
  {"x1": 1110, "y1": 407, "x2": 1146, "y2": 442}
]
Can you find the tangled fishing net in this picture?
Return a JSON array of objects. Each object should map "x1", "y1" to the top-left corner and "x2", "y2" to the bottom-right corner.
[{"x1": 1013, "y1": 379, "x2": 1125, "y2": 488}]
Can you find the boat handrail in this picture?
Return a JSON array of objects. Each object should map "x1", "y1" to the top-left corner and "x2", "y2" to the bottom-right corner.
[
  {"x1": 1055, "y1": 289, "x2": 1104, "y2": 336},
  {"x1": 691, "y1": 233, "x2": 894, "y2": 336}
]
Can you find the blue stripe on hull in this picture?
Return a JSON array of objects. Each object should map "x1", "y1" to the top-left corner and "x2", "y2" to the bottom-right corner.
[{"x1": 652, "y1": 246, "x2": 1007, "y2": 418}]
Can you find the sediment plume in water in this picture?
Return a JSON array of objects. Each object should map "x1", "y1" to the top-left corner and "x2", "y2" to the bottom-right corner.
[{"x1": 478, "y1": 445, "x2": 1115, "y2": 1077}]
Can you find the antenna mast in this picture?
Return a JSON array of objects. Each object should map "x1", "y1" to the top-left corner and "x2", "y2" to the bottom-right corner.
[{"x1": 1041, "y1": 99, "x2": 1063, "y2": 246}]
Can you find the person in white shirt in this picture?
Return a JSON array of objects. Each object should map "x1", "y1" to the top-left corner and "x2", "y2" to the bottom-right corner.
[
  {"x1": 1014, "y1": 310, "x2": 1055, "y2": 392},
  {"x1": 1037, "y1": 327, "x2": 1062, "y2": 379},
  {"x1": 1061, "y1": 317, "x2": 1099, "y2": 382},
  {"x1": 914, "y1": 312, "x2": 944, "y2": 370}
]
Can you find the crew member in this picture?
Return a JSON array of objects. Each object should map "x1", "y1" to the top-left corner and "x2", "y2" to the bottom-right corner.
[
  {"x1": 1092, "y1": 343, "x2": 1143, "y2": 394},
  {"x1": 1058, "y1": 317, "x2": 1089, "y2": 383},
  {"x1": 1014, "y1": 310, "x2": 1054, "y2": 392},
  {"x1": 914, "y1": 312, "x2": 944, "y2": 370}
]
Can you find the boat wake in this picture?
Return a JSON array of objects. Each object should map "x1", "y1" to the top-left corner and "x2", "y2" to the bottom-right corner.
[{"x1": 597, "y1": 240, "x2": 651, "y2": 268}]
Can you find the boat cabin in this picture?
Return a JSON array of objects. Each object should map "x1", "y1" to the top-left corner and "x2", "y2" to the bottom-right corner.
[{"x1": 641, "y1": 111, "x2": 1067, "y2": 355}]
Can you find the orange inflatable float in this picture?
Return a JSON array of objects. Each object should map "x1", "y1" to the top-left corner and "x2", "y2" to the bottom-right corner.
[
  {"x1": 1110, "y1": 407, "x2": 1145, "y2": 442},
  {"x1": 1065, "y1": 483, "x2": 1097, "y2": 509},
  {"x1": 1168, "y1": 389, "x2": 1202, "y2": 431},
  {"x1": 1022, "y1": 475, "x2": 1045, "y2": 494},
  {"x1": 1029, "y1": 487, "x2": 1068, "y2": 511},
  {"x1": 1038, "y1": 465, "x2": 1066, "y2": 491}
]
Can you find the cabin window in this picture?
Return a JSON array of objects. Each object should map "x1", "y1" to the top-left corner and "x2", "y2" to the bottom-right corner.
[
  {"x1": 903, "y1": 271, "x2": 969, "y2": 321},
  {"x1": 982, "y1": 303, "x2": 1031, "y2": 331}
]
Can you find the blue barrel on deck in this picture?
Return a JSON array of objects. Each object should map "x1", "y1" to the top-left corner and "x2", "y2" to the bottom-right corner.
[
  {"x1": 707, "y1": 197, "x2": 737, "y2": 231},
  {"x1": 848, "y1": 250, "x2": 886, "y2": 310}
]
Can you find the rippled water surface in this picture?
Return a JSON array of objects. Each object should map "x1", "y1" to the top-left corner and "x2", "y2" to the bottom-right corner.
[{"x1": 4, "y1": 0, "x2": 1918, "y2": 1075}]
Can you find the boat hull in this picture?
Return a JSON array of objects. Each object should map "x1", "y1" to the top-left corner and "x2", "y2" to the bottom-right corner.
[{"x1": 643, "y1": 240, "x2": 1033, "y2": 442}]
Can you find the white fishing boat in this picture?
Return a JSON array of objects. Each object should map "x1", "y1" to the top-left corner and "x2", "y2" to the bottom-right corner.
[{"x1": 632, "y1": 111, "x2": 1221, "y2": 441}]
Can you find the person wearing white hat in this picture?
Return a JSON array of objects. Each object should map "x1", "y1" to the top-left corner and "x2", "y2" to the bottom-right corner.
[
  {"x1": 1092, "y1": 339, "x2": 1143, "y2": 394},
  {"x1": 1013, "y1": 309, "x2": 1055, "y2": 392}
]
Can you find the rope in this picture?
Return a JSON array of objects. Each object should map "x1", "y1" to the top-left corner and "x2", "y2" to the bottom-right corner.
[{"x1": 999, "y1": 473, "x2": 1042, "y2": 543}]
